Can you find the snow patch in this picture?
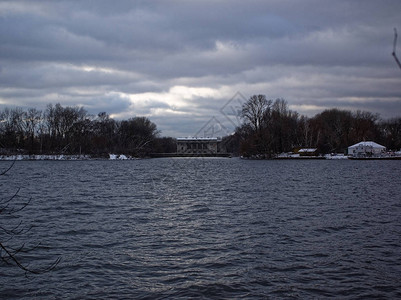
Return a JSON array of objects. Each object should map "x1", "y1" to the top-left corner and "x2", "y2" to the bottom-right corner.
[
  {"x1": 109, "y1": 154, "x2": 130, "y2": 160},
  {"x1": 0, "y1": 155, "x2": 91, "y2": 160},
  {"x1": 325, "y1": 154, "x2": 348, "y2": 160}
]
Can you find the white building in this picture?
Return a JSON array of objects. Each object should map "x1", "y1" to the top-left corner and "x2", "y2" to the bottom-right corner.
[
  {"x1": 176, "y1": 137, "x2": 223, "y2": 154},
  {"x1": 348, "y1": 141, "x2": 385, "y2": 157}
]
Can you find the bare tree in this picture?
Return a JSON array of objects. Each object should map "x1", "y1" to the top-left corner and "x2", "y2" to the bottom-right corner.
[
  {"x1": 393, "y1": 28, "x2": 401, "y2": 70},
  {"x1": 22, "y1": 108, "x2": 42, "y2": 151},
  {"x1": 0, "y1": 161, "x2": 60, "y2": 274},
  {"x1": 241, "y1": 95, "x2": 272, "y2": 133}
]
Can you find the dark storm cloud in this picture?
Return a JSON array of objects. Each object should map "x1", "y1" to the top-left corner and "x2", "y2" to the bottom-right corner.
[{"x1": 0, "y1": 0, "x2": 400, "y2": 136}]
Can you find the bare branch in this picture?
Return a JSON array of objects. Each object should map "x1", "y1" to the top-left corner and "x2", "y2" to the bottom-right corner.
[
  {"x1": 0, "y1": 159, "x2": 16, "y2": 176},
  {"x1": 1, "y1": 161, "x2": 60, "y2": 274},
  {"x1": 392, "y1": 28, "x2": 401, "y2": 70},
  {"x1": 0, "y1": 188, "x2": 20, "y2": 212},
  {"x1": 0, "y1": 220, "x2": 24, "y2": 235},
  {"x1": 5, "y1": 197, "x2": 32, "y2": 215},
  {"x1": 0, "y1": 242, "x2": 61, "y2": 274}
]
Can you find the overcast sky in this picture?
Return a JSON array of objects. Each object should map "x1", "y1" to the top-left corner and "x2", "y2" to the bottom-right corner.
[{"x1": 1, "y1": 0, "x2": 400, "y2": 137}]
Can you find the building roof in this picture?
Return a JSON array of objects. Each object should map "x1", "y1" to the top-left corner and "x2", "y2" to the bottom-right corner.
[
  {"x1": 177, "y1": 137, "x2": 219, "y2": 141},
  {"x1": 298, "y1": 148, "x2": 317, "y2": 153},
  {"x1": 348, "y1": 141, "x2": 385, "y2": 149}
]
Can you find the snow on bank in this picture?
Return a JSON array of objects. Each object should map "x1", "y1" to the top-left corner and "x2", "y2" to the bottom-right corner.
[
  {"x1": 325, "y1": 154, "x2": 349, "y2": 160},
  {"x1": 277, "y1": 152, "x2": 301, "y2": 158},
  {"x1": 0, "y1": 155, "x2": 91, "y2": 160},
  {"x1": 109, "y1": 154, "x2": 130, "y2": 160},
  {"x1": 0, "y1": 154, "x2": 138, "y2": 160},
  {"x1": 277, "y1": 153, "x2": 349, "y2": 159}
]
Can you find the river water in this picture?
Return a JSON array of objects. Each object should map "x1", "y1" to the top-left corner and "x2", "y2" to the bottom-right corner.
[{"x1": 0, "y1": 158, "x2": 400, "y2": 299}]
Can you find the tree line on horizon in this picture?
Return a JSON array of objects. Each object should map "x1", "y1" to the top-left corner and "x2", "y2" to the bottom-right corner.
[
  {"x1": 0, "y1": 100, "x2": 400, "y2": 157},
  {"x1": 0, "y1": 104, "x2": 175, "y2": 157},
  {"x1": 231, "y1": 95, "x2": 401, "y2": 157}
]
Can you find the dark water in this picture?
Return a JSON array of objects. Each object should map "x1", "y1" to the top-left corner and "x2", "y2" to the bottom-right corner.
[{"x1": 1, "y1": 158, "x2": 400, "y2": 299}]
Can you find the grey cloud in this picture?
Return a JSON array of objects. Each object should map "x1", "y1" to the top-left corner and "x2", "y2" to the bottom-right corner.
[
  {"x1": 83, "y1": 94, "x2": 132, "y2": 116},
  {"x1": 0, "y1": 0, "x2": 400, "y2": 136}
]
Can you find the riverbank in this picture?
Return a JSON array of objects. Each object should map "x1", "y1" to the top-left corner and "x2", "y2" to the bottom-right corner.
[
  {"x1": 2, "y1": 153, "x2": 400, "y2": 161},
  {"x1": 0, "y1": 153, "x2": 231, "y2": 160},
  {"x1": 0, "y1": 154, "x2": 92, "y2": 160},
  {"x1": 0, "y1": 154, "x2": 140, "y2": 160}
]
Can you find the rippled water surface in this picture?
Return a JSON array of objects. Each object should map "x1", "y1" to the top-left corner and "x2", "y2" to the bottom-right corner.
[{"x1": 1, "y1": 158, "x2": 401, "y2": 299}]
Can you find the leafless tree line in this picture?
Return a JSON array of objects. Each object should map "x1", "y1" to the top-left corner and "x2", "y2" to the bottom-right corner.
[
  {"x1": 0, "y1": 104, "x2": 173, "y2": 157},
  {"x1": 236, "y1": 95, "x2": 401, "y2": 157}
]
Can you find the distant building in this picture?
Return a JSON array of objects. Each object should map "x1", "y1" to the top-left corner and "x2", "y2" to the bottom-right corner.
[
  {"x1": 348, "y1": 141, "x2": 385, "y2": 157},
  {"x1": 176, "y1": 137, "x2": 224, "y2": 154}
]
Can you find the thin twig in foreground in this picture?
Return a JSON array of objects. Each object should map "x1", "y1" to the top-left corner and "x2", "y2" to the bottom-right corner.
[{"x1": 392, "y1": 28, "x2": 401, "y2": 69}]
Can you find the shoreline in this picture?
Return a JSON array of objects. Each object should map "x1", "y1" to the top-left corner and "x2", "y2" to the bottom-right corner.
[{"x1": 1, "y1": 153, "x2": 400, "y2": 161}]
